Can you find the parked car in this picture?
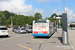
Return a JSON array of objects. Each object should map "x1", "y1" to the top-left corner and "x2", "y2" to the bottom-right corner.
[
  {"x1": 0, "y1": 26, "x2": 9, "y2": 37},
  {"x1": 12, "y1": 26, "x2": 18, "y2": 32},
  {"x1": 15, "y1": 27, "x2": 26, "y2": 34},
  {"x1": 25, "y1": 27, "x2": 32, "y2": 33}
]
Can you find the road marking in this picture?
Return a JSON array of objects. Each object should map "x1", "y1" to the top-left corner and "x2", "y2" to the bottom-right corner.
[
  {"x1": 31, "y1": 39, "x2": 44, "y2": 43},
  {"x1": 18, "y1": 44, "x2": 32, "y2": 50},
  {"x1": 31, "y1": 42, "x2": 44, "y2": 43},
  {"x1": 17, "y1": 39, "x2": 44, "y2": 50},
  {"x1": 40, "y1": 37, "x2": 50, "y2": 50},
  {"x1": 69, "y1": 40, "x2": 75, "y2": 50}
]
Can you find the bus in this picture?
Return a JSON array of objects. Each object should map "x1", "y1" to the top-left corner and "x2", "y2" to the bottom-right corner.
[
  {"x1": 69, "y1": 22, "x2": 75, "y2": 29},
  {"x1": 33, "y1": 20, "x2": 54, "y2": 37}
]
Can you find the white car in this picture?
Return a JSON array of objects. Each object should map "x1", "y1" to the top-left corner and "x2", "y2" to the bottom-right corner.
[{"x1": 0, "y1": 26, "x2": 9, "y2": 37}]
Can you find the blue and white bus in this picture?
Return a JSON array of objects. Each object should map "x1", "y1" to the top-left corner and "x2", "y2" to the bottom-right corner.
[{"x1": 33, "y1": 20, "x2": 54, "y2": 37}]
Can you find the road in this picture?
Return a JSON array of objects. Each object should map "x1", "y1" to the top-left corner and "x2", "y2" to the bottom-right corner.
[{"x1": 0, "y1": 28, "x2": 50, "y2": 50}]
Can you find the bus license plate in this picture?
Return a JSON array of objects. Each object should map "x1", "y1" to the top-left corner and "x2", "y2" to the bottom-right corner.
[{"x1": 39, "y1": 31, "x2": 42, "y2": 34}]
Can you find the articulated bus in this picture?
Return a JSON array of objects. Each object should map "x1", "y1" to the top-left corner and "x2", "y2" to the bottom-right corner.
[{"x1": 33, "y1": 20, "x2": 54, "y2": 37}]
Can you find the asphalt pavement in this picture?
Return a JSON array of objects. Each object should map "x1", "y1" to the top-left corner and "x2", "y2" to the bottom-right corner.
[
  {"x1": 0, "y1": 28, "x2": 74, "y2": 50},
  {"x1": 0, "y1": 28, "x2": 49, "y2": 50}
]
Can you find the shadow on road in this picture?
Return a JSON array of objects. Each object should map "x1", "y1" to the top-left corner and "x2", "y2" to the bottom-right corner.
[
  {"x1": 33, "y1": 33, "x2": 55, "y2": 39},
  {"x1": 0, "y1": 36, "x2": 11, "y2": 38},
  {"x1": 58, "y1": 37, "x2": 62, "y2": 44},
  {"x1": 33, "y1": 36, "x2": 50, "y2": 39}
]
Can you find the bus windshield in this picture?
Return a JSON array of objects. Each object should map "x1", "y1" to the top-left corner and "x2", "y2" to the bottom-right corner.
[
  {"x1": 33, "y1": 21, "x2": 48, "y2": 31},
  {"x1": 35, "y1": 21, "x2": 47, "y2": 23}
]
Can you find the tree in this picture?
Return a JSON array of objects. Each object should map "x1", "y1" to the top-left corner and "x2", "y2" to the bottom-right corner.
[
  {"x1": 2, "y1": 15, "x2": 6, "y2": 25},
  {"x1": 6, "y1": 17, "x2": 11, "y2": 26},
  {"x1": 34, "y1": 12, "x2": 42, "y2": 20},
  {"x1": 0, "y1": 10, "x2": 43, "y2": 26},
  {"x1": 48, "y1": 13, "x2": 57, "y2": 22},
  {"x1": 0, "y1": 17, "x2": 2, "y2": 25},
  {"x1": 28, "y1": 16, "x2": 34, "y2": 25},
  {"x1": 45, "y1": 17, "x2": 49, "y2": 20},
  {"x1": 3, "y1": 10, "x2": 11, "y2": 20}
]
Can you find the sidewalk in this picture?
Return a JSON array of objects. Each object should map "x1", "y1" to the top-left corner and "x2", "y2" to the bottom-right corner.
[
  {"x1": 58, "y1": 28, "x2": 75, "y2": 50},
  {"x1": 42, "y1": 30, "x2": 72, "y2": 50},
  {"x1": 68, "y1": 28, "x2": 75, "y2": 50}
]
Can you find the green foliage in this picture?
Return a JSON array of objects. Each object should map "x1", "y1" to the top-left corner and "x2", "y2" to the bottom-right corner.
[
  {"x1": 0, "y1": 10, "x2": 42, "y2": 26},
  {"x1": 48, "y1": 13, "x2": 62, "y2": 26},
  {"x1": 34, "y1": 12, "x2": 42, "y2": 20},
  {"x1": 48, "y1": 13, "x2": 57, "y2": 22},
  {"x1": 0, "y1": 10, "x2": 63, "y2": 27},
  {"x1": 2, "y1": 10, "x2": 11, "y2": 20}
]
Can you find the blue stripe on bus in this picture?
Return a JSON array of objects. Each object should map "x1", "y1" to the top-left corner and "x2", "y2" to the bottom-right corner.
[{"x1": 33, "y1": 33, "x2": 50, "y2": 36}]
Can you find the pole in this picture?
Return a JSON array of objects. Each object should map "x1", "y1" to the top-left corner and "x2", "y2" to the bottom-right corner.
[
  {"x1": 59, "y1": 0, "x2": 60, "y2": 28},
  {"x1": 62, "y1": 13, "x2": 68, "y2": 45},
  {"x1": 59, "y1": 19, "x2": 60, "y2": 28},
  {"x1": 59, "y1": 19, "x2": 61, "y2": 28},
  {"x1": 55, "y1": 21, "x2": 56, "y2": 27},
  {"x1": 64, "y1": 0, "x2": 65, "y2": 13},
  {"x1": 11, "y1": 12, "x2": 13, "y2": 28},
  {"x1": 59, "y1": 0, "x2": 60, "y2": 14}
]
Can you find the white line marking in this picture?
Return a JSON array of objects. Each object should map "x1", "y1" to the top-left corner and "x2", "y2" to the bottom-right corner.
[
  {"x1": 69, "y1": 41, "x2": 75, "y2": 50},
  {"x1": 40, "y1": 37, "x2": 50, "y2": 50}
]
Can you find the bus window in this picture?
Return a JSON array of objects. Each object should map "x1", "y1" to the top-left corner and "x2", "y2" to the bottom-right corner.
[{"x1": 35, "y1": 21, "x2": 47, "y2": 23}]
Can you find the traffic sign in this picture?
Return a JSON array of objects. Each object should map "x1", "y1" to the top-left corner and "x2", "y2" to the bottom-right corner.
[{"x1": 26, "y1": 24, "x2": 28, "y2": 26}]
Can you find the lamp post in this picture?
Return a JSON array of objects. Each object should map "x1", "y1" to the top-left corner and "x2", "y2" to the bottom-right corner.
[
  {"x1": 11, "y1": 12, "x2": 13, "y2": 28},
  {"x1": 64, "y1": 0, "x2": 65, "y2": 13},
  {"x1": 58, "y1": 0, "x2": 61, "y2": 28},
  {"x1": 62, "y1": 0, "x2": 68, "y2": 45},
  {"x1": 59, "y1": 0, "x2": 60, "y2": 14}
]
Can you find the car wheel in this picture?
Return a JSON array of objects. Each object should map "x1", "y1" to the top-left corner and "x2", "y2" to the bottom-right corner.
[
  {"x1": 25, "y1": 32, "x2": 26, "y2": 34},
  {"x1": 12, "y1": 30, "x2": 14, "y2": 32},
  {"x1": 15, "y1": 31, "x2": 16, "y2": 33},
  {"x1": 26, "y1": 31, "x2": 28, "y2": 33},
  {"x1": 18, "y1": 32, "x2": 20, "y2": 34},
  {"x1": 5, "y1": 35, "x2": 8, "y2": 37}
]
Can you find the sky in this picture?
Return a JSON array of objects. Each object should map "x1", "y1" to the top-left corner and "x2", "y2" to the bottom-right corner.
[{"x1": 0, "y1": 0, "x2": 75, "y2": 22}]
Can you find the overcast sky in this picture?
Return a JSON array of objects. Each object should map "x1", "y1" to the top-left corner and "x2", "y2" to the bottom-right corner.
[{"x1": 0, "y1": 0, "x2": 75, "y2": 22}]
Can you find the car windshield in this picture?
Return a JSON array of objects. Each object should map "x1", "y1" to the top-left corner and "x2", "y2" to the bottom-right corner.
[
  {"x1": 25, "y1": 27, "x2": 29, "y2": 29},
  {"x1": 13, "y1": 26, "x2": 18, "y2": 29},
  {"x1": 0, "y1": 28, "x2": 7, "y2": 30},
  {"x1": 29, "y1": 27, "x2": 32, "y2": 29},
  {"x1": 16, "y1": 28, "x2": 20, "y2": 30}
]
